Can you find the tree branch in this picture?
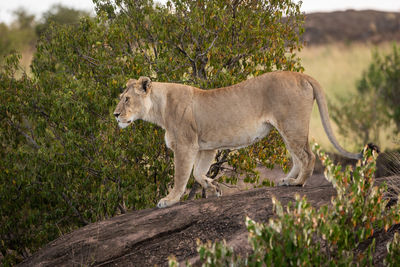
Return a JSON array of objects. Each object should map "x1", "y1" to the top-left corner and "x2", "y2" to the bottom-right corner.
[
  {"x1": 6, "y1": 119, "x2": 40, "y2": 149},
  {"x1": 223, "y1": 53, "x2": 247, "y2": 69},
  {"x1": 61, "y1": 192, "x2": 89, "y2": 226},
  {"x1": 197, "y1": 35, "x2": 218, "y2": 58}
]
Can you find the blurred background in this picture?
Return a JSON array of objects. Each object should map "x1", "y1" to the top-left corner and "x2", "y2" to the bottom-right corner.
[{"x1": 1, "y1": 0, "x2": 400, "y2": 151}]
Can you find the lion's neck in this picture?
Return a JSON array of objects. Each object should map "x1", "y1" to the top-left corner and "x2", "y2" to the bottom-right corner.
[{"x1": 141, "y1": 87, "x2": 166, "y2": 129}]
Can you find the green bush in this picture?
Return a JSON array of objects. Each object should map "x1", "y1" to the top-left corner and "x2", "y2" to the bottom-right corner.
[
  {"x1": 169, "y1": 145, "x2": 400, "y2": 266},
  {"x1": 330, "y1": 44, "x2": 400, "y2": 148},
  {"x1": 385, "y1": 232, "x2": 400, "y2": 266},
  {"x1": 0, "y1": 0, "x2": 304, "y2": 264}
]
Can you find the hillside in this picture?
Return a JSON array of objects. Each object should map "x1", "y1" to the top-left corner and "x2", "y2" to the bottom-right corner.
[
  {"x1": 304, "y1": 10, "x2": 400, "y2": 45},
  {"x1": 19, "y1": 174, "x2": 399, "y2": 266}
]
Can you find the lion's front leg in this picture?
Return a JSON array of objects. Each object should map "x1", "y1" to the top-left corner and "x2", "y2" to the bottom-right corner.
[{"x1": 157, "y1": 147, "x2": 197, "y2": 208}]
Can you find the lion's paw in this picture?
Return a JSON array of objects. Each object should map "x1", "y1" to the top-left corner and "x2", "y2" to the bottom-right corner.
[
  {"x1": 211, "y1": 180, "x2": 222, "y2": 197},
  {"x1": 205, "y1": 178, "x2": 222, "y2": 197},
  {"x1": 157, "y1": 197, "x2": 178, "y2": 209},
  {"x1": 278, "y1": 178, "x2": 303, "y2": 187}
]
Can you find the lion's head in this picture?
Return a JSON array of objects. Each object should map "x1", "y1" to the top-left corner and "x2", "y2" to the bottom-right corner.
[{"x1": 113, "y1": 76, "x2": 152, "y2": 128}]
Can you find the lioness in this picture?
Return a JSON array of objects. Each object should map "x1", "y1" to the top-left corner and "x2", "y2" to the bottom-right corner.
[{"x1": 113, "y1": 71, "x2": 361, "y2": 208}]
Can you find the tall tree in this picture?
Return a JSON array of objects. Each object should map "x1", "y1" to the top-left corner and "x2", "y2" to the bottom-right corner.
[{"x1": 0, "y1": 0, "x2": 304, "y2": 263}]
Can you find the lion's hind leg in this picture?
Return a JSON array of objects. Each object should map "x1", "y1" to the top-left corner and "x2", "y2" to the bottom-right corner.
[
  {"x1": 276, "y1": 128, "x2": 315, "y2": 186},
  {"x1": 193, "y1": 150, "x2": 221, "y2": 197},
  {"x1": 284, "y1": 154, "x2": 301, "y2": 179},
  {"x1": 279, "y1": 141, "x2": 315, "y2": 186}
]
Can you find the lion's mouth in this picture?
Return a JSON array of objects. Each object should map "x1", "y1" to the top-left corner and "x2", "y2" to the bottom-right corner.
[
  {"x1": 116, "y1": 116, "x2": 135, "y2": 129},
  {"x1": 115, "y1": 113, "x2": 136, "y2": 129},
  {"x1": 118, "y1": 121, "x2": 131, "y2": 129}
]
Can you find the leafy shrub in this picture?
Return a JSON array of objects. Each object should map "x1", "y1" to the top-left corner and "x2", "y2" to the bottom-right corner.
[
  {"x1": 169, "y1": 144, "x2": 400, "y2": 266},
  {"x1": 330, "y1": 44, "x2": 400, "y2": 148},
  {"x1": 0, "y1": 0, "x2": 304, "y2": 264},
  {"x1": 385, "y1": 232, "x2": 400, "y2": 266}
]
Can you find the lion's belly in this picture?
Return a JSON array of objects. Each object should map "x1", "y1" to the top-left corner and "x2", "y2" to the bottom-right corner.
[{"x1": 198, "y1": 121, "x2": 271, "y2": 150}]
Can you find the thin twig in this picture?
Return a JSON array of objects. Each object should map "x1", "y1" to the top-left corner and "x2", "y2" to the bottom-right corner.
[
  {"x1": 197, "y1": 35, "x2": 218, "y2": 58},
  {"x1": 61, "y1": 192, "x2": 89, "y2": 225},
  {"x1": 6, "y1": 119, "x2": 40, "y2": 149},
  {"x1": 219, "y1": 182, "x2": 239, "y2": 189}
]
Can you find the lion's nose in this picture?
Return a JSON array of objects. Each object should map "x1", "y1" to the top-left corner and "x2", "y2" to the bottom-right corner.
[{"x1": 114, "y1": 112, "x2": 120, "y2": 118}]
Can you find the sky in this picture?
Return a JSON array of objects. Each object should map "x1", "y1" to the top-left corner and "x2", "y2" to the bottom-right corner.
[{"x1": 1, "y1": 0, "x2": 400, "y2": 25}]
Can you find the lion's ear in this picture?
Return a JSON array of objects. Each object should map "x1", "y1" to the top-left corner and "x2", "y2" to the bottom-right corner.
[
  {"x1": 136, "y1": 76, "x2": 152, "y2": 95},
  {"x1": 126, "y1": 79, "x2": 136, "y2": 88}
]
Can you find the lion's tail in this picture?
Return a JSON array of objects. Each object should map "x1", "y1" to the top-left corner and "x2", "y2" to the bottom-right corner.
[{"x1": 307, "y1": 77, "x2": 362, "y2": 160}]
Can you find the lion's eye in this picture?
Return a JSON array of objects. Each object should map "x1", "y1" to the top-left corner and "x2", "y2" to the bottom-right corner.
[{"x1": 125, "y1": 97, "x2": 130, "y2": 103}]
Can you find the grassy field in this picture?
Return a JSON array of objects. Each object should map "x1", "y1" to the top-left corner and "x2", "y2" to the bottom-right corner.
[{"x1": 299, "y1": 42, "x2": 398, "y2": 152}]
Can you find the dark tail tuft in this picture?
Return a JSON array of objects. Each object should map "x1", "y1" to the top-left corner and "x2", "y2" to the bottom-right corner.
[{"x1": 367, "y1": 143, "x2": 381, "y2": 154}]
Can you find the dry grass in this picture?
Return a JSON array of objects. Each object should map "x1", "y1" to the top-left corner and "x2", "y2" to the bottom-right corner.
[
  {"x1": 19, "y1": 48, "x2": 34, "y2": 76},
  {"x1": 299, "y1": 42, "x2": 398, "y2": 152}
]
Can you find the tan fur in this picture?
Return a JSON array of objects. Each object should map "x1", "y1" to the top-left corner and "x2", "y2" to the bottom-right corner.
[{"x1": 114, "y1": 72, "x2": 361, "y2": 208}]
